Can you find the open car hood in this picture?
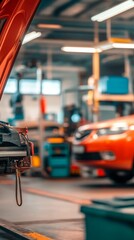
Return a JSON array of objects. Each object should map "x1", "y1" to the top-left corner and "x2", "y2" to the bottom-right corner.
[
  {"x1": 0, "y1": 0, "x2": 41, "y2": 99},
  {"x1": 78, "y1": 114, "x2": 134, "y2": 131}
]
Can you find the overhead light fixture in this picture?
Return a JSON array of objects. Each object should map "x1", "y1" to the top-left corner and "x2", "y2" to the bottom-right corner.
[
  {"x1": 112, "y1": 42, "x2": 134, "y2": 49},
  {"x1": 91, "y1": 0, "x2": 134, "y2": 22},
  {"x1": 37, "y1": 23, "x2": 62, "y2": 29},
  {"x1": 98, "y1": 42, "x2": 113, "y2": 51},
  {"x1": 97, "y1": 38, "x2": 134, "y2": 51},
  {"x1": 61, "y1": 38, "x2": 134, "y2": 54},
  {"x1": 22, "y1": 31, "x2": 41, "y2": 45},
  {"x1": 61, "y1": 46, "x2": 101, "y2": 53}
]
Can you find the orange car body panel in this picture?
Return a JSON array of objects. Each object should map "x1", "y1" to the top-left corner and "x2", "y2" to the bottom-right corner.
[
  {"x1": 0, "y1": 0, "x2": 41, "y2": 99},
  {"x1": 73, "y1": 115, "x2": 134, "y2": 171}
]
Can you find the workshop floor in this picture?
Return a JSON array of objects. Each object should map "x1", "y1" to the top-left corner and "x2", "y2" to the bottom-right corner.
[{"x1": 0, "y1": 175, "x2": 134, "y2": 240}]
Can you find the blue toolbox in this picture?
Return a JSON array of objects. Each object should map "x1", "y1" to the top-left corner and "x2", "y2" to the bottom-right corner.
[
  {"x1": 99, "y1": 76, "x2": 129, "y2": 94},
  {"x1": 81, "y1": 196, "x2": 134, "y2": 240},
  {"x1": 43, "y1": 141, "x2": 70, "y2": 178}
]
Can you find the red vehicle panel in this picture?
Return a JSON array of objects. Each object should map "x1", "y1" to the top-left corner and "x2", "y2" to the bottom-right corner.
[
  {"x1": 0, "y1": 0, "x2": 41, "y2": 178},
  {"x1": 0, "y1": 0, "x2": 41, "y2": 99}
]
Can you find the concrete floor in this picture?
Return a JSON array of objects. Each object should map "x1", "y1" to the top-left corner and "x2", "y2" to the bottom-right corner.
[{"x1": 0, "y1": 175, "x2": 134, "y2": 239}]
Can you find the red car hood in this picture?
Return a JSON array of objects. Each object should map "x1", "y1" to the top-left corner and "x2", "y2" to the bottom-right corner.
[
  {"x1": 79, "y1": 114, "x2": 134, "y2": 131},
  {"x1": 0, "y1": 0, "x2": 41, "y2": 99}
]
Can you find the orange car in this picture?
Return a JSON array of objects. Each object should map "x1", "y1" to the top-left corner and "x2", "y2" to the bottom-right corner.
[{"x1": 73, "y1": 115, "x2": 134, "y2": 183}]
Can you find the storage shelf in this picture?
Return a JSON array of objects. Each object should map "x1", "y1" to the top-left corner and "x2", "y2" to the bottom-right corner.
[{"x1": 96, "y1": 94, "x2": 134, "y2": 102}]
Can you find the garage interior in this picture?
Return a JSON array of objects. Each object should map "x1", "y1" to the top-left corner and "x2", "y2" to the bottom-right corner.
[{"x1": 0, "y1": 0, "x2": 134, "y2": 240}]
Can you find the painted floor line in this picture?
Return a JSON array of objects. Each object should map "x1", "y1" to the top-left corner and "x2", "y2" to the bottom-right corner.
[
  {"x1": 0, "y1": 179, "x2": 14, "y2": 185},
  {"x1": 26, "y1": 232, "x2": 53, "y2": 240},
  {"x1": 23, "y1": 187, "x2": 91, "y2": 205},
  {"x1": 14, "y1": 218, "x2": 83, "y2": 226},
  {"x1": 0, "y1": 219, "x2": 53, "y2": 240}
]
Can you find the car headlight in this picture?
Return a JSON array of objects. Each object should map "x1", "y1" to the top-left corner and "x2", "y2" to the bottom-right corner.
[
  {"x1": 75, "y1": 129, "x2": 92, "y2": 140},
  {"x1": 97, "y1": 125, "x2": 128, "y2": 136}
]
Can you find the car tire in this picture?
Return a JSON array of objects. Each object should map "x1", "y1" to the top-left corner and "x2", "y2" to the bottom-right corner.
[{"x1": 106, "y1": 169, "x2": 133, "y2": 184}]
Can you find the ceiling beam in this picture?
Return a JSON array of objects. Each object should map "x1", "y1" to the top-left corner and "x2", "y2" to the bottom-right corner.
[
  {"x1": 32, "y1": 16, "x2": 134, "y2": 32},
  {"x1": 75, "y1": 0, "x2": 101, "y2": 18},
  {"x1": 13, "y1": 63, "x2": 86, "y2": 72},
  {"x1": 33, "y1": 16, "x2": 134, "y2": 26},
  {"x1": 53, "y1": 0, "x2": 82, "y2": 17},
  {"x1": 23, "y1": 38, "x2": 94, "y2": 47},
  {"x1": 24, "y1": 35, "x2": 134, "y2": 54},
  {"x1": 36, "y1": 0, "x2": 55, "y2": 14},
  {"x1": 34, "y1": 25, "x2": 125, "y2": 34},
  {"x1": 41, "y1": 65, "x2": 86, "y2": 72}
]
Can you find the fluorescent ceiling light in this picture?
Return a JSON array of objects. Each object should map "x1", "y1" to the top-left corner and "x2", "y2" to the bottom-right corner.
[
  {"x1": 112, "y1": 43, "x2": 134, "y2": 49},
  {"x1": 62, "y1": 40, "x2": 134, "y2": 54},
  {"x1": 91, "y1": 0, "x2": 134, "y2": 22},
  {"x1": 37, "y1": 23, "x2": 62, "y2": 29},
  {"x1": 22, "y1": 31, "x2": 41, "y2": 45},
  {"x1": 61, "y1": 46, "x2": 101, "y2": 53},
  {"x1": 96, "y1": 39, "x2": 134, "y2": 51},
  {"x1": 98, "y1": 43, "x2": 113, "y2": 51}
]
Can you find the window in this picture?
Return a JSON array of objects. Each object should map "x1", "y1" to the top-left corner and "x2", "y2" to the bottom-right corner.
[
  {"x1": 19, "y1": 79, "x2": 40, "y2": 94},
  {"x1": 4, "y1": 78, "x2": 61, "y2": 95},
  {"x1": 4, "y1": 78, "x2": 17, "y2": 94},
  {"x1": 42, "y1": 79, "x2": 61, "y2": 95}
]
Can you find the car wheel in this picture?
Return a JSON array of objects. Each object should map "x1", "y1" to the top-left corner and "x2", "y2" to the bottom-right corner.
[{"x1": 106, "y1": 169, "x2": 133, "y2": 184}]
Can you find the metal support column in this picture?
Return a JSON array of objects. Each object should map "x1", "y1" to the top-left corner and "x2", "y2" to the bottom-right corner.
[
  {"x1": 47, "y1": 50, "x2": 53, "y2": 80},
  {"x1": 92, "y1": 22, "x2": 100, "y2": 122},
  {"x1": 128, "y1": 56, "x2": 134, "y2": 111},
  {"x1": 92, "y1": 52, "x2": 100, "y2": 122},
  {"x1": 36, "y1": 65, "x2": 45, "y2": 176},
  {"x1": 124, "y1": 56, "x2": 133, "y2": 94},
  {"x1": 106, "y1": 19, "x2": 112, "y2": 41}
]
